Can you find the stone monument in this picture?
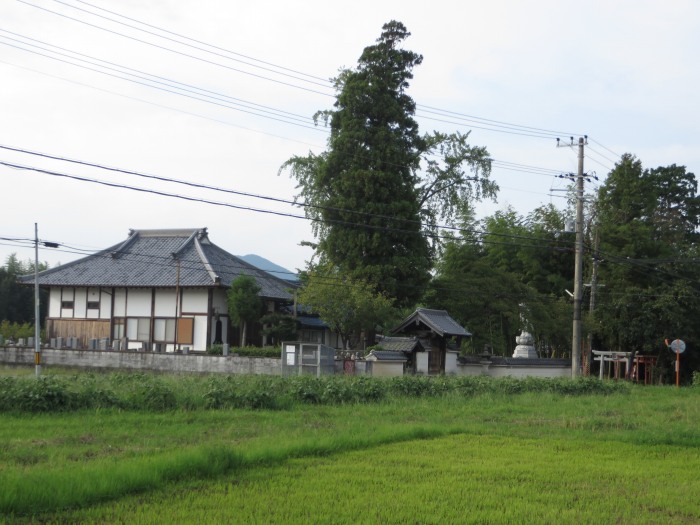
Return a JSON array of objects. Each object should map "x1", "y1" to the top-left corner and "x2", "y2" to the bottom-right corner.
[{"x1": 512, "y1": 331, "x2": 538, "y2": 359}]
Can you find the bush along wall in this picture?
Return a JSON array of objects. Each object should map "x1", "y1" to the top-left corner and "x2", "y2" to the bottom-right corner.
[{"x1": 0, "y1": 373, "x2": 629, "y2": 414}]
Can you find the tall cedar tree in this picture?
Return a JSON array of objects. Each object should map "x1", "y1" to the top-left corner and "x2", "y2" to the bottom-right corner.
[{"x1": 282, "y1": 21, "x2": 495, "y2": 308}]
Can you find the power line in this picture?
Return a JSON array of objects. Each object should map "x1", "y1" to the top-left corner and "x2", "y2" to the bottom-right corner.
[
  {"x1": 0, "y1": 144, "x2": 566, "y2": 239},
  {"x1": 0, "y1": 157, "x2": 573, "y2": 251},
  {"x1": 17, "y1": 0, "x2": 335, "y2": 98},
  {"x1": 17, "y1": 0, "x2": 594, "y2": 141},
  {"x1": 66, "y1": 0, "x2": 331, "y2": 84},
  {"x1": 0, "y1": 58, "x2": 325, "y2": 150},
  {"x1": 0, "y1": 36, "x2": 325, "y2": 132}
]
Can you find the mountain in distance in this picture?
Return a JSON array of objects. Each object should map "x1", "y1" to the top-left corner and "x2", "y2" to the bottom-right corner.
[{"x1": 238, "y1": 254, "x2": 299, "y2": 283}]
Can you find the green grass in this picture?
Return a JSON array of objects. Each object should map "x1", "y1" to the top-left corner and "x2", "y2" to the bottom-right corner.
[
  {"x1": 48, "y1": 434, "x2": 698, "y2": 524},
  {"x1": 1, "y1": 384, "x2": 699, "y2": 522}
]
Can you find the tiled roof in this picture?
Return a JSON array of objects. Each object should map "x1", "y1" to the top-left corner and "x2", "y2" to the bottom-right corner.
[
  {"x1": 366, "y1": 350, "x2": 408, "y2": 362},
  {"x1": 20, "y1": 228, "x2": 293, "y2": 300},
  {"x1": 393, "y1": 308, "x2": 471, "y2": 337},
  {"x1": 375, "y1": 336, "x2": 425, "y2": 353}
]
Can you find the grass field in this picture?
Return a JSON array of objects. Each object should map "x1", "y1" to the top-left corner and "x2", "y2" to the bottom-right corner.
[{"x1": 1, "y1": 371, "x2": 698, "y2": 523}]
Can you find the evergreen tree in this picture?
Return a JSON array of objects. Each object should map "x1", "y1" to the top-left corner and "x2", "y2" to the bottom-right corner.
[
  {"x1": 282, "y1": 21, "x2": 495, "y2": 308},
  {"x1": 593, "y1": 155, "x2": 700, "y2": 381},
  {"x1": 227, "y1": 275, "x2": 263, "y2": 347}
]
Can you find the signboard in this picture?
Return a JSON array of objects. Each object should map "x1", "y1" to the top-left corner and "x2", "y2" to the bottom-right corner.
[
  {"x1": 670, "y1": 339, "x2": 686, "y2": 354},
  {"x1": 285, "y1": 345, "x2": 296, "y2": 366}
]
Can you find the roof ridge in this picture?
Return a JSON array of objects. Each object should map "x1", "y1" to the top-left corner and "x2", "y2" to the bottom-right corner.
[
  {"x1": 111, "y1": 230, "x2": 139, "y2": 259},
  {"x1": 194, "y1": 236, "x2": 220, "y2": 284},
  {"x1": 171, "y1": 230, "x2": 199, "y2": 259}
]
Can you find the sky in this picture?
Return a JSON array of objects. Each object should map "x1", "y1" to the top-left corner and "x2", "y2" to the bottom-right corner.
[{"x1": 1, "y1": 0, "x2": 698, "y2": 276}]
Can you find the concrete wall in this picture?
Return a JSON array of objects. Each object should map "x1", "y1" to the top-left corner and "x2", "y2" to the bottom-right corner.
[
  {"x1": 456, "y1": 360, "x2": 571, "y2": 378},
  {"x1": 1, "y1": 346, "x2": 281, "y2": 375}
]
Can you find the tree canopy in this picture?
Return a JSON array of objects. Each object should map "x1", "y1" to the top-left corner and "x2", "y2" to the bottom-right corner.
[
  {"x1": 426, "y1": 205, "x2": 572, "y2": 357},
  {"x1": 298, "y1": 267, "x2": 395, "y2": 350},
  {"x1": 282, "y1": 20, "x2": 495, "y2": 308},
  {"x1": 227, "y1": 275, "x2": 263, "y2": 347},
  {"x1": 0, "y1": 254, "x2": 48, "y2": 325},
  {"x1": 591, "y1": 155, "x2": 700, "y2": 380}
]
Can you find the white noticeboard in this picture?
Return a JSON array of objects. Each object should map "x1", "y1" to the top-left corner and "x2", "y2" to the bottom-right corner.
[{"x1": 285, "y1": 345, "x2": 296, "y2": 366}]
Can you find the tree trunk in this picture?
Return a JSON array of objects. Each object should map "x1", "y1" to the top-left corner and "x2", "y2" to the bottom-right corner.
[{"x1": 241, "y1": 321, "x2": 247, "y2": 347}]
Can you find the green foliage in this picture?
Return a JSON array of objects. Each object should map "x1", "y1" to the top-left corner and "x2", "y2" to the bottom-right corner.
[
  {"x1": 207, "y1": 344, "x2": 223, "y2": 355},
  {"x1": 0, "y1": 254, "x2": 49, "y2": 325},
  {"x1": 299, "y1": 267, "x2": 395, "y2": 349},
  {"x1": 426, "y1": 206, "x2": 572, "y2": 357},
  {"x1": 234, "y1": 346, "x2": 281, "y2": 358},
  {"x1": 227, "y1": 275, "x2": 263, "y2": 347},
  {"x1": 0, "y1": 371, "x2": 626, "y2": 415},
  {"x1": 206, "y1": 345, "x2": 281, "y2": 357},
  {"x1": 593, "y1": 155, "x2": 700, "y2": 381},
  {"x1": 0, "y1": 320, "x2": 35, "y2": 340},
  {"x1": 281, "y1": 21, "x2": 494, "y2": 307},
  {"x1": 260, "y1": 312, "x2": 299, "y2": 345}
]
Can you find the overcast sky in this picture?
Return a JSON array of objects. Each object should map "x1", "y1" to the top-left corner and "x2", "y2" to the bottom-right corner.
[{"x1": 1, "y1": 0, "x2": 698, "y2": 276}]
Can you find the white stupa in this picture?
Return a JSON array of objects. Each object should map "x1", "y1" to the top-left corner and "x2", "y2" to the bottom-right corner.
[{"x1": 512, "y1": 331, "x2": 538, "y2": 358}]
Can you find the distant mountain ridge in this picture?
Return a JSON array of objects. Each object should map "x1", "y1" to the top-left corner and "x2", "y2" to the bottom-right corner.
[{"x1": 237, "y1": 254, "x2": 299, "y2": 282}]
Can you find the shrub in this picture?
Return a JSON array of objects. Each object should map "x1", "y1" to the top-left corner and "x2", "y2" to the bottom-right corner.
[
  {"x1": 207, "y1": 344, "x2": 223, "y2": 355},
  {"x1": 234, "y1": 346, "x2": 281, "y2": 358},
  {"x1": 0, "y1": 376, "x2": 78, "y2": 413},
  {"x1": 0, "y1": 320, "x2": 35, "y2": 341}
]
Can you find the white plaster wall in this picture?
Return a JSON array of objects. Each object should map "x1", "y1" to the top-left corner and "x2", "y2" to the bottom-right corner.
[
  {"x1": 85, "y1": 288, "x2": 100, "y2": 320},
  {"x1": 126, "y1": 289, "x2": 151, "y2": 317},
  {"x1": 192, "y1": 315, "x2": 207, "y2": 351},
  {"x1": 487, "y1": 366, "x2": 571, "y2": 378},
  {"x1": 456, "y1": 363, "x2": 571, "y2": 378},
  {"x1": 181, "y1": 289, "x2": 208, "y2": 314},
  {"x1": 74, "y1": 288, "x2": 87, "y2": 318},
  {"x1": 445, "y1": 351, "x2": 459, "y2": 375},
  {"x1": 154, "y1": 289, "x2": 177, "y2": 317},
  {"x1": 49, "y1": 288, "x2": 61, "y2": 317},
  {"x1": 113, "y1": 288, "x2": 127, "y2": 316},
  {"x1": 416, "y1": 352, "x2": 429, "y2": 374},
  {"x1": 60, "y1": 288, "x2": 74, "y2": 318},
  {"x1": 100, "y1": 290, "x2": 112, "y2": 318},
  {"x1": 369, "y1": 361, "x2": 405, "y2": 377}
]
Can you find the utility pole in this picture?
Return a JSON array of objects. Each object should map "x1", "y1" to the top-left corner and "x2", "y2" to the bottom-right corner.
[
  {"x1": 571, "y1": 137, "x2": 586, "y2": 378},
  {"x1": 585, "y1": 228, "x2": 600, "y2": 375},
  {"x1": 34, "y1": 223, "x2": 41, "y2": 377},
  {"x1": 557, "y1": 136, "x2": 587, "y2": 378}
]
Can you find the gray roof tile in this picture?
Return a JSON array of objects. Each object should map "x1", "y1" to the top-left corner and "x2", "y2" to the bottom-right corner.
[
  {"x1": 20, "y1": 228, "x2": 293, "y2": 300},
  {"x1": 366, "y1": 350, "x2": 408, "y2": 361},
  {"x1": 393, "y1": 308, "x2": 471, "y2": 337},
  {"x1": 375, "y1": 336, "x2": 425, "y2": 353}
]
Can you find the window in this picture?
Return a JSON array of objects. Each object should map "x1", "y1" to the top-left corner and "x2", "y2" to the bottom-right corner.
[
  {"x1": 153, "y1": 317, "x2": 193, "y2": 344},
  {"x1": 153, "y1": 318, "x2": 177, "y2": 342},
  {"x1": 113, "y1": 318, "x2": 125, "y2": 340},
  {"x1": 126, "y1": 318, "x2": 151, "y2": 341},
  {"x1": 87, "y1": 301, "x2": 100, "y2": 310},
  {"x1": 61, "y1": 300, "x2": 74, "y2": 309}
]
